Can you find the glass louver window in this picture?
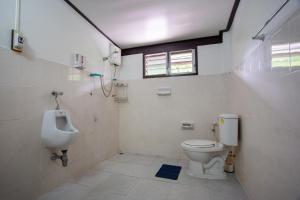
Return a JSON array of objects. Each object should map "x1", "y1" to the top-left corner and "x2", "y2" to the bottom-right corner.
[
  {"x1": 144, "y1": 52, "x2": 168, "y2": 76},
  {"x1": 144, "y1": 49, "x2": 197, "y2": 78},
  {"x1": 170, "y1": 49, "x2": 195, "y2": 74}
]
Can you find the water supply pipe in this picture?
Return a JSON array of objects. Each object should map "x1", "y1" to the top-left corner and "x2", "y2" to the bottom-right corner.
[
  {"x1": 14, "y1": 0, "x2": 20, "y2": 31},
  {"x1": 51, "y1": 150, "x2": 69, "y2": 167}
]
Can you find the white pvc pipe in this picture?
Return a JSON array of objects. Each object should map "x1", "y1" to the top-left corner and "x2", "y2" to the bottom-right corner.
[{"x1": 14, "y1": 0, "x2": 20, "y2": 31}]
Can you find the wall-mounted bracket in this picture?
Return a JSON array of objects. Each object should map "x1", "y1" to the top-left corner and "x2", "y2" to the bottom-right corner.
[{"x1": 252, "y1": 34, "x2": 265, "y2": 41}]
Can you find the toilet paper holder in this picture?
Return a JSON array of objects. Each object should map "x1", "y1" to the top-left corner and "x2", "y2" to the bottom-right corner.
[{"x1": 181, "y1": 122, "x2": 194, "y2": 130}]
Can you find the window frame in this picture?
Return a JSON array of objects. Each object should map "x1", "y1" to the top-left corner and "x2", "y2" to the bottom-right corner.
[{"x1": 143, "y1": 48, "x2": 198, "y2": 79}]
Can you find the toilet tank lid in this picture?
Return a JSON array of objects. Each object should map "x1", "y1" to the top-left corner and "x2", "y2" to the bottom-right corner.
[{"x1": 219, "y1": 114, "x2": 238, "y2": 119}]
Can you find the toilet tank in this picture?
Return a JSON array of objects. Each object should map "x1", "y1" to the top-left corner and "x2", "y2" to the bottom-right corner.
[{"x1": 218, "y1": 114, "x2": 238, "y2": 146}]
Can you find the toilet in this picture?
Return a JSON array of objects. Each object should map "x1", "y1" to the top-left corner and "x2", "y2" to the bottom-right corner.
[{"x1": 181, "y1": 114, "x2": 238, "y2": 179}]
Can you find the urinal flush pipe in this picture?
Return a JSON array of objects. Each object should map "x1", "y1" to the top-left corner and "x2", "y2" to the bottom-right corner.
[
  {"x1": 51, "y1": 90, "x2": 63, "y2": 110},
  {"x1": 51, "y1": 150, "x2": 68, "y2": 167}
]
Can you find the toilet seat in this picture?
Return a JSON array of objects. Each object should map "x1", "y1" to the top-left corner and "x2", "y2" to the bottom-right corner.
[
  {"x1": 183, "y1": 140, "x2": 216, "y2": 148},
  {"x1": 181, "y1": 140, "x2": 224, "y2": 152}
]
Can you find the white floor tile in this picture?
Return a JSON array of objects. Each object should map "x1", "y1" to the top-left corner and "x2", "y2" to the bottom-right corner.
[
  {"x1": 91, "y1": 174, "x2": 139, "y2": 196},
  {"x1": 167, "y1": 184, "x2": 210, "y2": 200},
  {"x1": 95, "y1": 160, "x2": 157, "y2": 178},
  {"x1": 152, "y1": 176, "x2": 179, "y2": 184},
  {"x1": 208, "y1": 189, "x2": 248, "y2": 200},
  {"x1": 38, "y1": 183, "x2": 90, "y2": 200},
  {"x1": 177, "y1": 169, "x2": 208, "y2": 187},
  {"x1": 150, "y1": 156, "x2": 179, "y2": 168},
  {"x1": 38, "y1": 154, "x2": 248, "y2": 200},
  {"x1": 109, "y1": 153, "x2": 155, "y2": 166},
  {"x1": 205, "y1": 176, "x2": 242, "y2": 194},
  {"x1": 83, "y1": 190, "x2": 126, "y2": 200},
  {"x1": 206, "y1": 174, "x2": 248, "y2": 199},
  {"x1": 177, "y1": 159, "x2": 188, "y2": 169},
  {"x1": 76, "y1": 170, "x2": 112, "y2": 188},
  {"x1": 126, "y1": 179, "x2": 173, "y2": 200}
]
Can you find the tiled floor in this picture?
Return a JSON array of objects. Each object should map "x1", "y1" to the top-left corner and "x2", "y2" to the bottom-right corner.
[{"x1": 38, "y1": 154, "x2": 248, "y2": 200}]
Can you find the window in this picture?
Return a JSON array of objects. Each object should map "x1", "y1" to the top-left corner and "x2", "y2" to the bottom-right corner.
[
  {"x1": 170, "y1": 50, "x2": 195, "y2": 74},
  {"x1": 272, "y1": 42, "x2": 300, "y2": 69},
  {"x1": 144, "y1": 49, "x2": 197, "y2": 78},
  {"x1": 144, "y1": 52, "x2": 168, "y2": 76}
]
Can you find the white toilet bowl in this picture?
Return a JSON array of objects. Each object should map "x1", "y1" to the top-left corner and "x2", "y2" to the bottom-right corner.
[{"x1": 181, "y1": 139, "x2": 228, "y2": 179}]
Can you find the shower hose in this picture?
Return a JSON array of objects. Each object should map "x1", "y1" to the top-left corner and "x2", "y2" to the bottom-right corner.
[{"x1": 99, "y1": 66, "x2": 117, "y2": 97}]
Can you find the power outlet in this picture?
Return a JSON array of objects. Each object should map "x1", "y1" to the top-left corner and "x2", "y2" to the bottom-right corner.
[{"x1": 11, "y1": 29, "x2": 24, "y2": 52}]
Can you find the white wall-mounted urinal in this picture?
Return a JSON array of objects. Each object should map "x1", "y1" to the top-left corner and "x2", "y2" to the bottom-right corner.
[{"x1": 42, "y1": 110, "x2": 79, "y2": 150}]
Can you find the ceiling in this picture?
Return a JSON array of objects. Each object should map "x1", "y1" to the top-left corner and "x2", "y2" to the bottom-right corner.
[{"x1": 69, "y1": 0, "x2": 236, "y2": 49}]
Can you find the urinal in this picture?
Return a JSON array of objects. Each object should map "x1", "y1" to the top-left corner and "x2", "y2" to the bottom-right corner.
[{"x1": 41, "y1": 110, "x2": 79, "y2": 150}]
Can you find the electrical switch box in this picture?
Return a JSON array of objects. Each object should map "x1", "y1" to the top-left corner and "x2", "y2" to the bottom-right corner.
[{"x1": 11, "y1": 29, "x2": 24, "y2": 52}]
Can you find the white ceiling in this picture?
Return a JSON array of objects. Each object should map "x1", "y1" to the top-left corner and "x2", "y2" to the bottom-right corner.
[{"x1": 69, "y1": 0, "x2": 236, "y2": 49}]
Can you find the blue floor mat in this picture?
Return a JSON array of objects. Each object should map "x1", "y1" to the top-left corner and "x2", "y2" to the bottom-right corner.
[{"x1": 155, "y1": 164, "x2": 182, "y2": 180}]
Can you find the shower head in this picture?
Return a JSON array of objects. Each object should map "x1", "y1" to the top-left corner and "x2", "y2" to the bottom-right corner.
[{"x1": 103, "y1": 50, "x2": 119, "y2": 61}]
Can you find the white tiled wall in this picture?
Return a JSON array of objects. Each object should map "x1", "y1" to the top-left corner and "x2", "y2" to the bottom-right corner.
[
  {"x1": 118, "y1": 74, "x2": 231, "y2": 159},
  {"x1": 0, "y1": 48, "x2": 119, "y2": 200},
  {"x1": 0, "y1": 0, "x2": 113, "y2": 69},
  {"x1": 230, "y1": 9, "x2": 300, "y2": 200}
]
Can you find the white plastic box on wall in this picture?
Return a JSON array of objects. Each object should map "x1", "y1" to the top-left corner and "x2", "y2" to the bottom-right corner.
[{"x1": 109, "y1": 44, "x2": 121, "y2": 67}]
